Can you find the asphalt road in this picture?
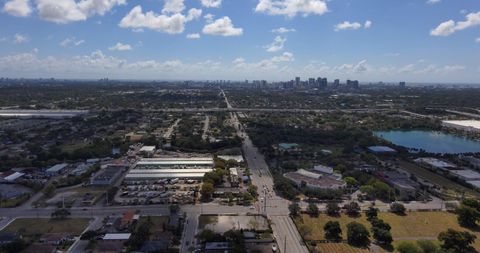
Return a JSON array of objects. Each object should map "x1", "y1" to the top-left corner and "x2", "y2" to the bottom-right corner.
[{"x1": 224, "y1": 90, "x2": 309, "y2": 253}]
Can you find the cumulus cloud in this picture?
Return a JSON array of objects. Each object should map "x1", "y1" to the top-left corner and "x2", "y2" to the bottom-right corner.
[
  {"x1": 162, "y1": 0, "x2": 185, "y2": 14},
  {"x1": 186, "y1": 33, "x2": 201, "y2": 39},
  {"x1": 35, "y1": 0, "x2": 126, "y2": 24},
  {"x1": 272, "y1": 27, "x2": 296, "y2": 33},
  {"x1": 334, "y1": 20, "x2": 372, "y2": 31},
  {"x1": 264, "y1": 36, "x2": 286, "y2": 52},
  {"x1": 2, "y1": 0, "x2": 32, "y2": 17},
  {"x1": 431, "y1": 11, "x2": 480, "y2": 36},
  {"x1": 255, "y1": 0, "x2": 328, "y2": 18},
  {"x1": 60, "y1": 37, "x2": 85, "y2": 47},
  {"x1": 201, "y1": 0, "x2": 222, "y2": 8},
  {"x1": 119, "y1": 5, "x2": 202, "y2": 34},
  {"x1": 364, "y1": 20, "x2": 372, "y2": 29},
  {"x1": 426, "y1": 0, "x2": 441, "y2": 4},
  {"x1": 14, "y1": 33, "x2": 28, "y2": 44},
  {"x1": 108, "y1": 42, "x2": 133, "y2": 51},
  {"x1": 202, "y1": 16, "x2": 243, "y2": 36}
]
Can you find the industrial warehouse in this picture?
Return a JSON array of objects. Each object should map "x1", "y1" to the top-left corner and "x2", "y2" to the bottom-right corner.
[{"x1": 124, "y1": 157, "x2": 214, "y2": 181}]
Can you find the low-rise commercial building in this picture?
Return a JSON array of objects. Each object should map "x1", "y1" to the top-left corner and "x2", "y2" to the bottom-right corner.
[
  {"x1": 414, "y1": 157, "x2": 457, "y2": 171},
  {"x1": 442, "y1": 120, "x2": 480, "y2": 133},
  {"x1": 284, "y1": 169, "x2": 345, "y2": 190},
  {"x1": 45, "y1": 163, "x2": 68, "y2": 176},
  {"x1": 125, "y1": 157, "x2": 214, "y2": 181},
  {"x1": 90, "y1": 165, "x2": 127, "y2": 185}
]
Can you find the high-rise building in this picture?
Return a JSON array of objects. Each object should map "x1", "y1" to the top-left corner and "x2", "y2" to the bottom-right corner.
[
  {"x1": 333, "y1": 79, "x2": 340, "y2": 88},
  {"x1": 295, "y1": 77, "x2": 301, "y2": 87},
  {"x1": 399, "y1": 81, "x2": 406, "y2": 88},
  {"x1": 308, "y1": 78, "x2": 315, "y2": 87}
]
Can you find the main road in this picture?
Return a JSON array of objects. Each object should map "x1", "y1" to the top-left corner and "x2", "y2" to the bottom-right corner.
[{"x1": 223, "y1": 90, "x2": 309, "y2": 253}]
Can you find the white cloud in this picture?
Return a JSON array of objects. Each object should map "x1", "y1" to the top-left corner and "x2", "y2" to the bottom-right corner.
[
  {"x1": 35, "y1": 0, "x2": 126, "y2": 24},
  {"x1": 204, "y1": 13, "x2": 214, "y2": 22},
  {"x1": 334, "y1": 21, "x2": 362, "y2": 31},
  {"x1": 119, "y1": 5, "x2": 202, "y2": 34},
  {"x1": 186, "y1": 33, "x2": 201, "y2": 39},
  {"x1": 264, "y1": 36, "x2": 286, "y2": 52},
  {"x1": 162, "y1": 0, "x2": 185, "y2": 14},
  {"x1": 108, "y1": 42, "x2": 133, "y2": 51},
  {"x1": 2, "y1": 0, "x2": 32, "y2": 17},
  {"x1": 426, "y1": 0, "x2": 441, "y2": 4},
  {"x1": 334, "y1": 20, "x2": 373, "y2": 31},
  {"x1": 272, "y1": 27, "x2": 296, "y2": 33},
  {"x1": 255, "y1": 0, "x2": 328, "y2": 18},
  {"x1": 384, "y1": 52, "x2": 400, "y2": 57},
  {"x1": 364, "y1": 20, "x2": 372, "y2": 29},
  {"x1": 476, "y1": 37, "x2": 480, "y2": 43},
  {"x1": 14, "y1": 33, "x2": 28, "y2": 44},
  {"x1": 431, "y1": 11, "x2": 480, "y2": 36},
  {"x1": 271, "y1": 52, "x2": 294, "y2": 62},
  {"x1": 201, "y1": 0, "x2": 222, "y2": 8},
  {"x1": 60, "y1": 37, "x2": 85, "y2": 47},
  {"x1": 202, "y1": 16, "x2": 243, "y2": 36}
]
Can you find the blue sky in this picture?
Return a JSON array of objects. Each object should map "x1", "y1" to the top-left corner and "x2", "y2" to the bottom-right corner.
[{"x1": 0, "y1": 0, "x2": 479, "y2": 83}]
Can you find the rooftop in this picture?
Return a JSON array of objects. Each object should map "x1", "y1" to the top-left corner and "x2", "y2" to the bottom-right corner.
[
  {"x1": 368, "y1": 146, "x2": 397, "y2": 153},
  {"x1": 103, "y1": 233, "x2": 131, "y2": 240},
  {"x1": 443, "y1": 120, "x2": 480, "y2": 130}
]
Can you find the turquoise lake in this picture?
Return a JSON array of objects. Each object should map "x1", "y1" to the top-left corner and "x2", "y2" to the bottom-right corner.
[{"x1": 373, "y1": 130, "x2": 480, "y2": 154}]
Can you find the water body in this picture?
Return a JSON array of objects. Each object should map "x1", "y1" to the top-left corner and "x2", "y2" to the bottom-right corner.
[{"x1": 374, "y1": 130, "x2": 480, "y2": 154}]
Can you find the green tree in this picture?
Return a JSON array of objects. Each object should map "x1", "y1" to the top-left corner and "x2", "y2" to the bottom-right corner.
[
  {"x1": 201, "y1": 182, "x2": 215, "y2": 200},
  {"x1": 346, "y1": 222, "x2": 370, "y2": 247},
  {"x1": 344, "y1": 202, "x2": 361, "y2": 216},
  {"x1": 326, "y1": 202, "x2": 340, "y2": 216},
  {"x1": 324, "y1": 221, "x2": 342, "y2": 241},
  {"x1": 396, "y1": 241, "x2": 423, "y2": 253},
  {"x1": 344, "y1": 177, "x2": 358, "y2": 187},
  {"x1": 372, "y1": 227, "x2": 393, "y2": 245},
  {"x1": 247, "y1": 185, "x2": 258, "y2": 198},
  {"x1": 306, "y1": 203, "x2": 320, "y2": 217},
  {"x1": 390, "y1": 203, "x2": 406, "y2": 215},
  {"x1": 42, "y1": 184, "x2": 56, "y2": 198},
  {"x1": 196, "y1": 229, "x2": 216, "y2": 242},
  {"x1": 365, "y1": 206, "x2": 379, "y2": 220},
  {"x1": 438, "y1": 229, "x2": 477, "y2": 253},
  {"x1": 289, "y1": 202, "x2": 301, "y2": 217},
  {"x1": 417, "y1": 240, "x2": 439, "y2": 253},
  {"x1": 456, "y1": 205, "x2": 480, "y2": 228}
]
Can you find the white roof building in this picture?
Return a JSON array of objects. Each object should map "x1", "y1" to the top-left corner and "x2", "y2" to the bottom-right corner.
[
  {"x1": 443, "y1": 120, "x2": 480, "y2": 132},
  {"x1": 4, "y1": 172, "x2": 25, "y2": 182},
  {"x1": 450, "y1": 169, "x2": 480, "y2": 181},
  {"x1": 103, "y1": 233, "x2": 131, "y2": 240}
]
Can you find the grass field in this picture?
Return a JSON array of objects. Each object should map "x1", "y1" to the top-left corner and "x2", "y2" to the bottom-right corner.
[
  {"x1": 1, "y1": 218, "x2": 90, "y2": 237},
  {"x1": 301, "y1": 212, "x2": 480, "y2": 250},
  {"x1": 316, "y1": 243, "x2": 370, "y2": 253}
]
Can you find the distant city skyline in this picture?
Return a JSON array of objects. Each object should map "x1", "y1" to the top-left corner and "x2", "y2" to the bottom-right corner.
[{"x1": 0, "y1": 0, "x2": 479, "y2": 83}]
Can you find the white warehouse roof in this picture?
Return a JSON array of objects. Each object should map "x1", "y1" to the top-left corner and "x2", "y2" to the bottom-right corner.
[
  {"x1": 443, "y1": 120, "x2": 480, "y2": 130},
  {"x1": 103, "y1": 233, "x2": 131, "y2": 240},
  {"x1": 125, "y1": 173, "x2": 208, "y2": 179},
  {"x1": 129, "y1": 169, "x2": 213, "y2": 174}
]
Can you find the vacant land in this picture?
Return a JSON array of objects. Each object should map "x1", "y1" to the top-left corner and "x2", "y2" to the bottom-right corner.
[
  {"x1": 316, "y1": 243, "x2": 370, "y2": 253},
  {"x1": 139, "y1": 216, "x2": 169, "y2": 231},
  {"x1": 301, "y1": 212, "x2": 480, "y2": 250},
  {"x1": 2, "y1": 218, "x2": 90, "y2": 237}
]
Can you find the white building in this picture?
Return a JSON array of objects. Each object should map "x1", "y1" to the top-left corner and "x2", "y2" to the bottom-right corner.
[
  {"x1": 284, "y1": 169, "x2": 345, "y2": 190},
  {"x1": 125, "y1": 157, "x2": 214, "y2": 181},
  {"x1": 414, "y1": 158, "x2": 457, "y2": 171},
  {"x1": 442, "y1": 120, "x2": 480, "y2": 133},
  {"x1": 449, "y1": 169, "x2": 480, "y2": 181}
]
